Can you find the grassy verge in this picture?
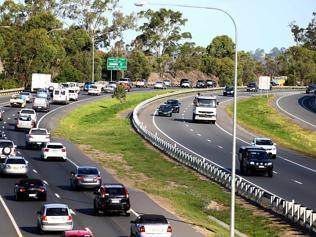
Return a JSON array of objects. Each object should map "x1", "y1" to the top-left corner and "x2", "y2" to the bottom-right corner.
[
  {"x1": 54, "y1": 91, "x2": 285, "y2": 237},
  {"x1": 226, "y1": 95, "x2": 316, "y2": 158}
]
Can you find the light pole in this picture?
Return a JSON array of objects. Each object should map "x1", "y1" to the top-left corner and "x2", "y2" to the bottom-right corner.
[
  {"x1": 135, "y1": 2, "x2": 238, "y2": 236},
  {"x1": 91, "y1": 32, "x2": 95, "y2": 83}
]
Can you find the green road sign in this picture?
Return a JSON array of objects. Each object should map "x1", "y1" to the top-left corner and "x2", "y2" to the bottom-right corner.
[{"x1": 107, "y1": 57, "x2": 127, "y2": 71}]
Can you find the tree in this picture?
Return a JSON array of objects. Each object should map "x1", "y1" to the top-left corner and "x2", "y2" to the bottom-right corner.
[
  {"x1": 112, "y1": 83, "x2": 126, "y2": 103},
  {"x1": 206, "y1": 35, "x2": 235, "y2": 58},
  {"x1": 125, "y1": 50, "x2": 153, "y2": 81}
]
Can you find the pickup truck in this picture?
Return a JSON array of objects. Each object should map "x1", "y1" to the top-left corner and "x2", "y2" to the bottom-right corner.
[
  {"x1": 25, "y1": 128, "x2": 50, "y2": 148},
  {"x1": 10, "y1": 95, "x2": 26, "y2": 108}
]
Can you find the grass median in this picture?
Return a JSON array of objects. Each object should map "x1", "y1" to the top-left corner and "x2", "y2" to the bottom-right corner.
[
  {"x1": 226, "y1": 95, "x2": 316, "y2": 158},
  {"x1": 54, "y1": 91, "x2": 286, "y2": 237}
]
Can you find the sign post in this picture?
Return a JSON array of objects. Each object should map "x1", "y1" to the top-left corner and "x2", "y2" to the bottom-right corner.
[
  {"x1": 258, "y1": 76, "x2": 271, "y2": 97},
  {"x1": 107, "y1": 57, "x2": 128, "y2": 81}
]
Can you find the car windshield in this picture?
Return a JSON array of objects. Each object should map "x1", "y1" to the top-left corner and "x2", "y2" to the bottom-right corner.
[
  {"x1": 78, "y1": 168, "x2": 98, "y2": 175},
  {"x1": 226, "y1": 86, "x2": 234, "y2": 90},
  {"x1": 90, "y1": 86, "x2": 97, "y2": 89},
  {"x1": 166, "y1": 100, "x2": 178, "y2": 105},
  {"x1": 0, "y1": 142, "x2": 13, "y2": 148},
  {"x1": 20, "y1": 180, "x2": 43, "y2": 187},
  {"x1": 159, "y1": 105, "x2": 170, "y2": 111},
  {"x1": 6, "y1": 159, "x2": 26, "y2": 164},
  {"x1": 105, "y1": 187, "x2": 125, "y2": 195},
  {"x1": 21, "y1": 110, "x2": 34, "y2": 114},
  {"x1": 46, "y1": 208, "x2": 68, "y2": 216},
  {"x1": 31, "y1": 129, "x2": 47, "y2": 135},
  {"x1": 20, "y1": 92, "x2": 29, "y2": 96},
  {"x1": 69, "y1": 90, "x2": 75, "y2": 93},
  {"x1": 139, "y1": 215, "x2": 168, "y2": 224},
  {"x1": 47, "y1": 144, "x2": 63, "y2": 149},
  {"x1": 256, "y1": 139, "x2": 273, "y2": 145},
  {"x1": 61, "y1": 83, "x2": 69, "y2": 88},
  {"x1": 248, "y1": 83, "x2": 256, "y2": 87},
  {"x1": 196, "y1": 98, "x2": 216, "y2": 108},
  {"x1": 248, "y1": 151, "x2": 268, "y2": 160}
]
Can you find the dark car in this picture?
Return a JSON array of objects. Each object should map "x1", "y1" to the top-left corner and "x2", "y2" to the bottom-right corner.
[
  {"x1": 246, "y1": 82, "x2": 258, "y2": 92},
  {"x1": 70, "y1": 166, "x2": 102, "y2": 190},
  {"x1": 84, "y1": 82, "x2": 94, "y2": 91},
  {"x1": 306, "y1": 84, "x2": 316, "y2": 94},
  {"x1": 0, "y1": 108, "x2": 4, "y2": 121},
  {"x1": 14, "y1": 179, "x2": 47, "y2": 201},
  {"x1": 196, "y1": 80, "x2": 206, "y2": 88},
  {"x1": 157, "y1": 104, "x2": 173, "y2": 117},
  {"x1": 165, "y1": 99, "x2": 181, "y2": 113},
  {"x1": 93, "y1": 183, "x2": 131, "y2": 216},
  {"x1": 238, "y1": 146, "x2": 273, "y2": 177},
  {"x1": 223, "y1": 86, "x2": 234, "y2": 96}
]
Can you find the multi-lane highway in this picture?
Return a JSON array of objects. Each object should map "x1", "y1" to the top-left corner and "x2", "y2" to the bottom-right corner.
[
  {"x1": 0, "y1": 91, "x2": 204, "y2": 237},
  {"x1": 138, "y1": 90, "x2": 316, "y2": 212}
]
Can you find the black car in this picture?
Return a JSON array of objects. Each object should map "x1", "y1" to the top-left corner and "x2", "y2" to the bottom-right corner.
[
  {"x1": 93, "y1": 183, "x2": 131, "y2": 216},
  {"x1": 196, "y1": 80, "x2": 206, "y2": 88},
  {"x1": 238, "y1": 146, "x2": 273, "y2": 177},
  {"x1": 223, "y1": 86, "x2": 234, "y2": 96},
  {"x1": 306, "y1": 84, "x2": 316, "y2": 94},
  {"x1": 14, "y1": 179, "x2": 47, "y2": 201},
  {"x1": 157, "y1": 104, "x2": 173, "y2": 117},
  {"x1": 246, "y1": 82, "x2": 258, "y2": 92},
  {"x1": 165, "y1": 99, "x2": 181, "y2": 113}
]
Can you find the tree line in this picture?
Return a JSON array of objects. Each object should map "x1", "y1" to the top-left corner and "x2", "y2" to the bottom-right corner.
[{"x1": 0, "y1": 0, "x2": 315, "y2": 89}]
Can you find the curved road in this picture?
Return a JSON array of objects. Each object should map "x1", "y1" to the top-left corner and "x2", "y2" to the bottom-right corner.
[
  {"x1": 0, "y1": 91, "x2": 204, "y2": 237},
  {"x1": 138, "y1": 90, "x2": 316, "y2": 212}
]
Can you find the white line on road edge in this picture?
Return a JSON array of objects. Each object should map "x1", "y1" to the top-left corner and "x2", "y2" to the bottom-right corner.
[
  {"x1": 207, "y1": 139, "x2": 212, "y2": 143},
  {"x1": 33, "y1": 169, "x2": 38, "y2": 173},
  {"x1": 218, "y1": 145, "x2": 223, "y2": 149},
  {"x1": 276, "y1": 94, "x2": 316, "y2": 128},
  {"x1": 273, "y1": 171, "x2": 278, "y2": 174},
  {"x1": 54, "y1": 193, "x2": 61, "y2": 199},
  {"x1": 0, "y1": 195, "x2": 23, "y2": 237},
  {"x1": 197, "y1": 134, "x2": 201, "y2": 136},
  {"x1": 43, "y1": 180, "x2": 48, "y2": 185},
  {"x1": 292, "y1": 179, "x2": 303, "y2": 185}
]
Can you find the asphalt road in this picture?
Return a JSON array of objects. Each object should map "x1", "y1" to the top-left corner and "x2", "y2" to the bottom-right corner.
[
  {"x1": 0, "y1": 90, "x2": 204, "y2": 237},
  {"x1": 276, "y1": 92, "x2": 316, "y2": 130},
  {"x1": 138, "y1": 90, "x2": 316, "y2": 212}
]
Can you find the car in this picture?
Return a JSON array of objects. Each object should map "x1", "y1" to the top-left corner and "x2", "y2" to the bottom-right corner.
[
  {"x1": 0, "y1": 108, "x2": 4, "y2": 121},
  {"x1": 180, "y1": 79, "x2": 192, "y2": 88},
  {"x1": 61, "y1": 82, "x2": 80, "y2": 94},
  {"x1": 25, "y1": 128, "x2": 50, "y2": 148},
  {"x1": 223, "y1": 86, "x2": 234, "y2": 96},
  {"x1": 118, "y1": 78, "x2": 132, "y2": 88},
  {"x1": 154, "y1": 81, "x2": 166, "y2": 89},
  {"x1": 157, "y1": 104, "x2": 173, "y2": 117},
  {"x1": 68, "y1": 89, "x2": 79, "y2": 101},
  {"x1": 134, "y1": 80, "x2": 148, "y2": 88},
  {"x1": 251, "y1": 137, "x2": 277, "y2": 159},
  {"x1": 19, "y1": 92, "x2": 33, "y2": 103},
  {"x1": 196, "y1": 80, "x2": 206, "y2": 88},
  {"x1": 70, "y1": 166, "x2": 102, "y2": 190},
  {"x1": 0, "y1": 139, "x2": 16, "y2": 160},
  {"x1": 238, "y1": 146, "x2": 273, "y2": 177},
  {"x1": 246, "y1": 82, "x2": 258, "y2": 92},
  {"x1": 53, "y1": 88, "x2": 70, "y2": 104},
  {"x1": 165, "y1": 99, "x2": 181, "y2": 113},
  {"x1": 10, "y1": 94, "x2": 26, "y2": 108},
  {"x1": 163, "y1": 79, "x2": 171, "y2": 87},
  {"x1": 19, "y1": 108, "x2": 37, "y2": 124},
  {"x1": 93, "y1": 183, "x2": 131, "y2": 216},
  {"x1": 88, "y1": 85, "x2": 102, "y2": 96},
  {"x1": 14, "y1": 178, "x2": 47, "y2": 201},
  {"x1": 306, "y1": 84, "x2": 316, "y2": 94},
  {"x1": 0, "y1": 156, "x2": 28, "y2": 176},
  {"x1": 104, "y1": 83, "x2": 117, "y2": 93},
  {"x1": 205, "y1": 79, "x2": 216, "y2": 88},
  {"x1": 62, "y1": 228, "x2": 95, "y2": 237},
  {"x1": 36, "y1": 203, "x2": 74, "y2": 234},
  {"x1": 84, "y1": 82, "x2": 94, "y2": 91},
  {"x1": 41, "y1": 142, "x2": 67, "y2": 161},
  {"x1": 15, "y1": 115, "x2": 35, "y2": 131},
  {"x1": 36, "y1": 90, "x2": 51, "y2": 100},
  {"x1": 33, "y1": 97, "x2": 50, "y2": 112},
  {"x1": 130, "y1": 214, "x2": 172, "y2": 237}
]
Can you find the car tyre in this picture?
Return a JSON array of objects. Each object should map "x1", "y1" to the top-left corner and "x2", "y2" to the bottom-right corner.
[
  {"x1": 125, "y1": 210, "x2": 131, "y2": 217},
  {"x1": 37, "y1": 224, "x2": 43, "y2": 235},
  {"x1": 42, "y1": 195, "x2": 47, "y2": 201},
  {"x1": 268, "y1": 170, "x2": 273, "y2": 177}
]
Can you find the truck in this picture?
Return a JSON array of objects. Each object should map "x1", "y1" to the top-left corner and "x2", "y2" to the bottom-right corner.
[
  {"x1": 192, "y1": 95, "x2": 218, "y2": 124},
  {"x1": 31, "y1": 73, "x2": 52, "y2": 92},
  {"x1": 25, "y1": 128, "x2": 50, "y2": 148}
]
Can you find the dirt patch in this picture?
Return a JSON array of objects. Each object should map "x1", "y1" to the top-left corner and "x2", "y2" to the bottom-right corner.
[{"x1": 205, "y1": 201, "x2": 228, "y2": 212}]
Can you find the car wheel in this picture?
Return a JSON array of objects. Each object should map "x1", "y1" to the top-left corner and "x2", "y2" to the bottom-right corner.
[
  {"x1": 37, "y1": 224, "x2": 43, "y2": 235},
  {"x1": 169, "y1": 113, "x2": 172, "y2": 117},
  {"x1": 42, "y1": 195, "x2": 47, "y2": 201},
  {"x1": 240, "y1": 165, "x2": 244, "y2": 175},
  {"x1": 268, "y1": 170, "x2": 273, "y2": 177},
  {"x1": 15, "y1": 194, "x2": 20, "y2": 201},
  {"x1": 124, "y1": 210, "x2": 131, "y2": 217}
]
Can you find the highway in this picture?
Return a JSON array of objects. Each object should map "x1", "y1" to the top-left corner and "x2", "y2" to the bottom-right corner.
[
  {"x1": 276, "y1": 92, "x2": 316, "y2": 130},
  {"x1": 0, "y1": 91, "x2": 204, "y2": 237},
  {"x1": 137, "y1": 90, "x2": 316, "y2": 212}
]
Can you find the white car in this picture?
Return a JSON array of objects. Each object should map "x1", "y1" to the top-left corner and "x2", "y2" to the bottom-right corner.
[
  {"x1": 19, "y1": 109, "x2": 37, "y2": 123},
  {"x1": 104, "y1": 84, "x2": 116, "y2": 93},
  {"x1": 15, "y1": 115, "x2": 35, "y2": 130},
  {"x1": 10, "y1": 94, "x2": 26, "y2": 108},
  {"x1": 41, "y1": 142, "x2": 67, "y2": 161},
  {"x1": 25, "y1": 128, "x2": 50, "y2": 148},
  {"x1": 88, "y1": 85, "x2": 102, "y2": 96},
  {"x1": 0, "y1": 156, "x2": 28, "y2": 176},
  {"x1": 37, "y1": 203, "x2": 74, "y2": 233},
  {"x1": 251, "y1": 137, "x2": 277, "y2": 159},
  {"x1": 154, "y1": 81, "x2": 166, "y2": 89},
  {"x1": 68, "y1": 89, "x2": 79, "y2": 101}
]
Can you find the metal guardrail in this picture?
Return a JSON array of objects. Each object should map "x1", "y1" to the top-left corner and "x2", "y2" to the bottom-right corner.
[
  {"x1": 0, "y1": 87, "x2": 24, "y2": 95},
  {"x1": 132, "y1": 86, "x2": 316, "y2": 234}
]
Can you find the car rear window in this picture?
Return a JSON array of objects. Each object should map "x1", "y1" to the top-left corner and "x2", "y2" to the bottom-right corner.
[
  {"x1": 78, "y1": 168, "x2": 98, "y2": 175},
  {"x1": 47, "y1": 144, "x2": 63, "y2": 149},
  {"x1": 0, "y1": 142, "x2": 13, "y2": 148},
  {"x1": 19, "y1": 116, "x2": 31, "y2": 121},
  {"x1": 105, "y1": 187, "x2": 125, "y2": 195},
  {"x1": 256, "y1": 140, "x2": 273, "y2": 145},
  {"x1": 46, "y1": 208, "x2": 68, "y2": 216},
  {"x1": 21, "y1": 110, "x2": 34, "y2": 114},
  {"x1": 20, "y1": 180, "x2": 43, "y2": 187},
  {"x1": 140, "y1": 215, "x2": 168, "y2": 224},
  {"x1": 31, "y1": 129, "x2": 47, "y2": 135},
  {"x1": 6, "y1": 159, "x2": 26, "y2": 164}
]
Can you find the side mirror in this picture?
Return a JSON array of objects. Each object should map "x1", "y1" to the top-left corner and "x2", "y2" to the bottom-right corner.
[
  {"x1": 70, "y1": 171, "x2": 75, "y2": 175},
  {"x1": 36, "y1": 211, "x2": 41, "y2": 215},
  {"x1": 274, "y1": 143, "x2": 277, "y2": 146}
]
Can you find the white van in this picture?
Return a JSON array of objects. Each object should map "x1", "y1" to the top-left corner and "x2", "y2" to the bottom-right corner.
[
  {"x1": 62, "y1": 82, "x2": 80, "y2": 94},
  {"x1": 68, "y1": 89, "x2": 78, "y2": 101},
  {"x1": 53, "y1": 89, "x2": 69, "y2": 105}
]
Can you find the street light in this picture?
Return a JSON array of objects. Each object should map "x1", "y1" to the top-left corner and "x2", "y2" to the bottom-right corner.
[{"x1": 135, "y1": 2, "x2": 238, "y2": 237}]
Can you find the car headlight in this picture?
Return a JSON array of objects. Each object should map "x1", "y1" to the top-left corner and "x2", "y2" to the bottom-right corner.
[
  {"x1": 268, "y1": 162, "x2": 272, "y2": 166},
  {"x1": 250, "y1": 161, "x2": 255, "y2": 165}
]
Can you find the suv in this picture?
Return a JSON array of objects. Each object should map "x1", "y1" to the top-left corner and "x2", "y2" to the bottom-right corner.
[
  {"x1": 246, "y1": 82, "x2": 258, "y2": 92},
  {"x1": 306, "y1": 84, "x2": 316, "y2": 94},
  {"x1": 196, "y1": 80, "x2": 206, "y2": 88},
  {"x1": 223, "y1": 86, "x2": 234, "y2": 96},
  {"x1": 251, "y1": 137, "x2": 277, "y2": 159},
  {"x1": 33, "y1": 97, "x2": 50, "y2": 112},
  {"x1": 165, "y1": 99, "x2": 181, "y2": 113},
  {"x1": 93, "y1": 183, "x2": 131, "y2": 216},
  {"x1": 238, "y1": 146, "x2": 273, "y2": 177},
  {"x1": 0, "y1": 139, "x2": 16, "y2": 161},
  {"x1": 180, "y1": 79, "x2": 192, "y2": 88},
  {"x1": 19, "y1": 109, "x2": 37, "y2": 124}
]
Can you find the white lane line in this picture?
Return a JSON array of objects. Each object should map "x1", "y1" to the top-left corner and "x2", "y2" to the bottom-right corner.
[
  {"x1": 190, "y1": 129, "x2": 194, "y2": 132},
  {"x1": 218, "y1": 145, "x2": 223, "y2": 149},
  {"x1": 3, "y1": 122, "x2": 6, "y2": 124},
  {"x1": 292, "y1": 179, "x2": 303, "y2": 185},
  {"x1": 276, "y1": 94, "x2": 316, "y2": 128},
  {"x1": 7, "y1": 118, "x2": 10, "y2": 120},
  {"x1": 0, "y1": 195, "x2": 23, "y2": 237},
  {"x1": 207, "y1": 139, "x2": 212, "y2": 143},
  {"x1": 2, "y1": 126, "x2": 4, "y2": 129},
  {"x1": 54, "y1": 193, "x2": 61, "y2": 199},
  {"x1": 273, "y1": 171, "x2": 278, "y2": 174},
  {"x1": 197, "y1": 134, "x2": 201, "y2": 136},
  {"x1": 33, "y1": 169, "x2": 38, "y2": 174},
  {"x1": 185, "y1": 124, "x2": 189, "y2": 127},
  {"x1": 181, "y1": 114, "x2": 184, "y2": 116},
  {"x1": 43, "y1": 180, "x2": 48, "y2": 185},
  {"x1": 12, "y1": 114, "x2": 15, "y2": 116}
]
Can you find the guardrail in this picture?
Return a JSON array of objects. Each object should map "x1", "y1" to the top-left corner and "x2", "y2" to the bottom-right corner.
[
  {"x1": 0, "y1": 87, "x2": 24, "y2": 96},
  {"x1": 132, "y1": 86, "x2": 315, "y2": 235}
]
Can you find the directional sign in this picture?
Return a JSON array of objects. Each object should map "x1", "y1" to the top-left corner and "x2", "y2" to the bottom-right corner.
[{"x1": 107, "y1": 57, "x2": 127, "y2": 71}]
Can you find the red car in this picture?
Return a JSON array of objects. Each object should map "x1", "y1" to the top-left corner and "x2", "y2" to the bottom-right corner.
[{"x1": 62, "y1": 228, "x2": 94, "y2": 237}]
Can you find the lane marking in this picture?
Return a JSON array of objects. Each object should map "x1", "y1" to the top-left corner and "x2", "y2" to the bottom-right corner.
[
  {"x1": 0, "y1": 195, "x2": 23, "y2": 237},
  {"x1": 207, "y1": 139, "x2": 212, "y2": 143},
  {"x1": 273, "y1": 171, "x2": 278, "y2": 174},
  {"x1": 218, "y1": 145, "x2": 223, "y2": 149},
  {"x1": 292, "y1": 179, "x2": 303, "y2": 185},
  {"x1": 54, "y1": 193, "x2": 61, "y2": 199},
  {"x1": 43, "y1": 180, "x2": 48, "y2": 185},
  {"x1": 197, "y1": 134, "x2": 201, "y2": 136},
  {"x1": 190, "y1": 129, "x2": 194, "y2": 132},
  {"x1": 33, "y1": 169, "x2": 38, "y2": 174}
]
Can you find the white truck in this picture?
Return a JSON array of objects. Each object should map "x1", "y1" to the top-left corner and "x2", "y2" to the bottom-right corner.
[
  {"x1": 31, "y1": 73, "x2": 52, "y2": 92},
  {"x1": 192, "y1": 95, "x2": 218, "y2": 124},
  {"x1": 25, "y1": 128, "x2": 50, "y2": 148}
]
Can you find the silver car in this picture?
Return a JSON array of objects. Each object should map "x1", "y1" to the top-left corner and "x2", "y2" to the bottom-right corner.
[
  {"x1": 70, "y1": 166, "x2": 102, "y2": 190},
  {"x1": 130, "y1": 214, "x2": 172, "y2": 237},
  {"x1": 37, "y1": 203, "x2": 73, "y2": 234},
  {"x1": 0, "y1": 156, "x2": 28, "y2": 176}
]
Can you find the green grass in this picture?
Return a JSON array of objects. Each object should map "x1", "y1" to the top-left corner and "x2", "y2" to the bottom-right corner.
[
  {"x1": 54, "y1": 91, "x2": 284, "y2": 237},
  {"x1": 227, "y1": 95, "x2": 316, "y2": 158}
]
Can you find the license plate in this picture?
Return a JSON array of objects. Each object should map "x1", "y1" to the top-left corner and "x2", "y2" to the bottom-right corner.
[
  {"x1": 258, "y1": 165, "x2": 265, "y2": 168},
  {"x1": 84, "y1": 178, "x2": 93, "y2": 182},
  {"x1": 111, "y1": 198, "x2": 120, "y2": 204},
  {"x1": 29, "y1": 194, "x2": 36, "y2": 197}
]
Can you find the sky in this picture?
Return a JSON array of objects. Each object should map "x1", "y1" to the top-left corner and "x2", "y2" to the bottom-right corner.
[{"x1": 121, "y1": 0, "x2": 316, "y2": 53}]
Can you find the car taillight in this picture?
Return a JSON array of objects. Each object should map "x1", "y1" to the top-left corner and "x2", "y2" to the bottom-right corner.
[
  {"x1": 139, "y1": 226, "x2": 145, "y2": 232},
  {"x1": 124, "y1": 188, "x2": 129, "y2": 198},
  {"x1": 29, "y1": 135, "x2": 33, "y2": 138},
  {"x1": 61, "y1": 148, "x2": 66, "y2": 152},
  {"x1": 19, "y1": 188, "x2": 26, "y2": 192},
  {"x1": 46, "y1": 135, "x2": 50, "y2": 139},
  {"x1": 67, "y1": 215, "x2": 72, "y2": 221},
  {"x1": 41, "y1": 216, "x2": 47, "y2": 221},
  {"x1": 94, "y1": 176, "x2": 101, "y2": 181},
  {"x1": 76, "y1": 175, "x2": 83, "y2": 180},
  {"x1": 44, "y1": 148, "x2": 49, "y2": 152},
  {"x1": 167, "y1": 226, "x2": 172, "y2": 232},
  {"x1": 39, "y1": 188, "x2": 45, "y2": 192}
]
